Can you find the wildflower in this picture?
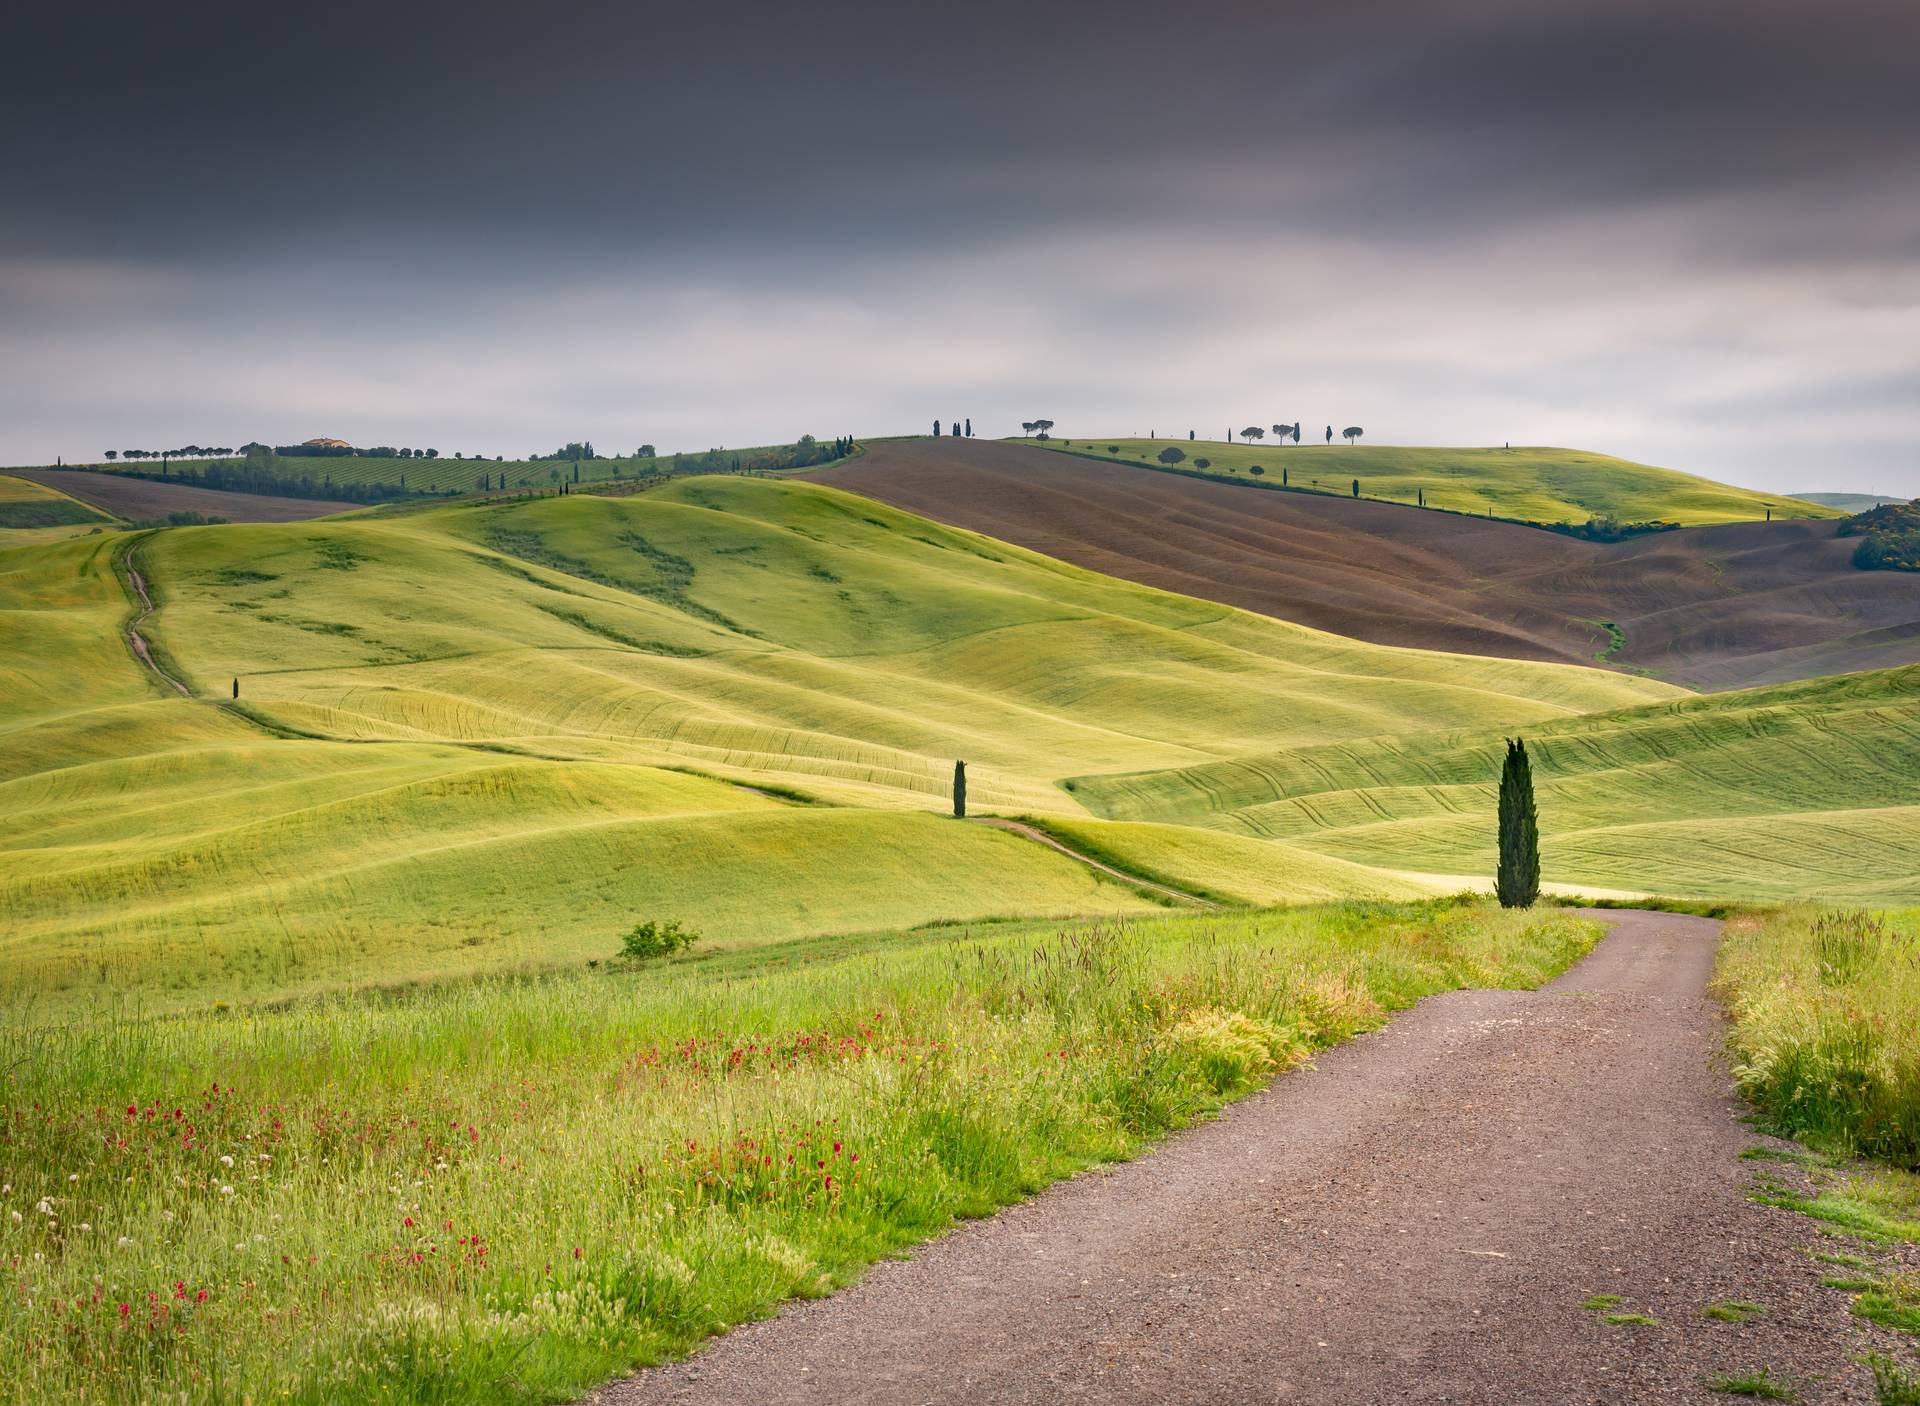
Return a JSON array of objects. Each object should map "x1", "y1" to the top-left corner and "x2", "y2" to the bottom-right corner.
[
  {"x1": 9, "y1": 1211, "x2": 20, "y2": 1224},
  {"x1": 220, "y1": 1155, "x2": 234, "y2": 1168},
  {"x1": 117, "y1": 1236, "x2": 133, "y2": 1247},
  {"x1": 67, "y1": 1173, "x2": 79, "y2": 1183},
  {"x1": 403, "y1": 1217, "x2": 414, "y2": 1228},
  {"x1": 118, "y1": 1303, "x2": 130, "y2": 1318},
  {"x1": 77, "y1": 1222, "x2": 91, "y2": 1232},
  {"x1": 196, "y1": 1289, "x2": 208, "y2": 1303},
  {"x1": 573, "y1": 1246, "x2": 582, "y2": 1259},
  {"x1": 219, "y1": 1185, "x2": 234, "y2": 1196},
  {"x1": 36, "y1": 1198, "x2": 53, "y2": 1215}
]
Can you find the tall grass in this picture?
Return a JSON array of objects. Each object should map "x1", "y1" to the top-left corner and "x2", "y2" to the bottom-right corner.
[
  {"x1": 1717, "y1": 906, "x2": 1920, "y2": 1168},
  {"x1": 0, "y1": 900, "x2": 1597, "y2": 1404}
]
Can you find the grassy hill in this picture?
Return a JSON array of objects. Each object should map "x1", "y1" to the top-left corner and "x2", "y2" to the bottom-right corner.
[
  {"x1": 8, "y1": 478, "x2": 1670, "y2": 1013},
  {"x1": 7, "y1": 471, "x2": 1909, "y2": 1019},
  {"x1": 43, "y1": 436, "x2": 851, "y2": 503},
  {"x1": 1793, "y1": 492, "x2": 1910, "y2": 512},
  {"x1": 0, "y1": 472, "x2": 117, "y2": 546},
  {"x1": 1021, "y1": 439, "x2": 1840, "y2": 527},
  {"x1": 1068, "y1": 665, "x2": 1920, "y2": 903},
  {"x1": 811, "y1": 439, "x2": 1920, "y2": 691}
]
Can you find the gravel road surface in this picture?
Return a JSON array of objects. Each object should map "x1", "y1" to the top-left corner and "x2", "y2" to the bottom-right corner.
[{"x1": 593, "y1": 912, "x2": 1900, "y2": 1404}]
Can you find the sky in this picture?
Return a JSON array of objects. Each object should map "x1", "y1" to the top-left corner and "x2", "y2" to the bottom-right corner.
[{"x1": 2, "y1": 0, "x2": 1915, "y2": 494}]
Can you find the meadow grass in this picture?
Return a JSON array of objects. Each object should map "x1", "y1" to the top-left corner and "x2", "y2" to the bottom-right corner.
[
  {"x1": 0, "y1": 900, "x2": 1600, "y2": 1405},
  {"x1": 1021, "y1": 440, "x2": 1840, "y2": 527},
  {"x1": 1716, "y1": 907, "x2": 1920, "y2": 1168}
]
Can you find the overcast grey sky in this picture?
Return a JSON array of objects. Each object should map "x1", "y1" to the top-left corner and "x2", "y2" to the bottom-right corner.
[{"x1": 2, "y1": 0, "x2": 1915, "y2": 492}]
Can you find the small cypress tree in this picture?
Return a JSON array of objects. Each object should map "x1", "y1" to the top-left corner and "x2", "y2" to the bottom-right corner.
[
  {"x1": 1352, "y1": 478, "x2": 1360, "y2": 498},
  {"x1": 1496, "y1": 738, "x2": 1540, "y2": 909},
  {"x1": 952, "y1": 760, "x2": 967, "y2": 818}
]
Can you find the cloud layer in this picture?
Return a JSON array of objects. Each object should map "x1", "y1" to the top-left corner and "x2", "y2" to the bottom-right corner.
[{"x1": 2, "y1": 0, "x2": 1915, "y2": 491}]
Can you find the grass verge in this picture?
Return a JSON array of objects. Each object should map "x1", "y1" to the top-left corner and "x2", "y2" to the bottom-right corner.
[
  {"x1": 1717, "y1": 907, "x2": 1920, "y2": 1168},
  {"x1": 0, "y1": 900, "x2": 1596, "y2": 1404}
]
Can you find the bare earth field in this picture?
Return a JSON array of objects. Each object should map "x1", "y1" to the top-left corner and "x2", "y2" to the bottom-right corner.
[
  {"x1": 599, "y1": 913, "x2": 1906, "y2": 1405},
  {"x1": 9, "y1": 468, "x2": 345, "y2": 523},
  {"x1": 808, "y1": 441, "x2": 1920, "y2": 690}
]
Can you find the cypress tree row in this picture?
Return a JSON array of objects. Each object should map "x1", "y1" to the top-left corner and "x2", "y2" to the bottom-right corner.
[{"x1": 1496, "y1": 737, "x2": 1540, "y2": 909}]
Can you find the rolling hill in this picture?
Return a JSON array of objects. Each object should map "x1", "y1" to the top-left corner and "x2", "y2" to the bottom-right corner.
[
  {"x1": 0, "y1": 472, "x2": 117, "y2": 547},
  {"x1": 8, "y1": 467, "x2": 343, "y2": 524},
  {"x1": 1792, "y1": 492, "x2": 1911, "y2": 512},
  {"x1": 8, "y1": 478, "x2": 1671, "y2": 1012},
  {"x1": 1067, "y1": 665, "x2": 1920, "y2": 903},
  {"x1": 808, "y1": 439, "x2": 1920, "y2": 689},
  {"x1": 1019, "y1": 438, "x2": 1840, "y2": 526},
  {"x1": 6, "y1": 472, "x2": 1913, "y2": 1018}
]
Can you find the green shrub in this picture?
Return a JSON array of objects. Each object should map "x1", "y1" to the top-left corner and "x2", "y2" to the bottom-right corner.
[{"x1": 620, "y1": 918, "x2": 701, "y2": 960}]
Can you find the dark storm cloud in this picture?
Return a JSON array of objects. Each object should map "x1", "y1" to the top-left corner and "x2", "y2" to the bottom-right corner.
[{"x1": 1, "y1": 1, "x2": 1915, "y2": 490}]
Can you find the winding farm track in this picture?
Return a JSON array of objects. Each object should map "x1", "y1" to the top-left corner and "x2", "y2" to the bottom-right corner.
[
  {"x1": 596, "y1": 913, "x2": 1896, "y2": 1405},
  {"x1": 119, "y1": 544, "x2": 191, "y2": 697},
  {"x1": 970, "y1": 817, "x2": 1217, "y2": 907},
  {"x1": 807, "y1": 440, "x2": 1920, "y2": 690}
]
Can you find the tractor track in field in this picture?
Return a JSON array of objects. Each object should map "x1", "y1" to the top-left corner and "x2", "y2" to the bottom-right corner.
[
  {"x1": 970, "y1": 817, "x2": 1217, "y2": 908},
  {"x1": 594, "y1": 911, "x2": 1906, "y2": 1405},
  {"x1": 117, "y1": 539, "x2": 192, "y2": 698}
]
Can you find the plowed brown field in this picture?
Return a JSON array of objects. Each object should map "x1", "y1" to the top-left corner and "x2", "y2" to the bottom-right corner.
[
  {"x1": 808, "y1": 439, "x2": 1920, "y2": 689},
  {"x1": 11, "y1": 468, "x2": 344, "y2": 523}
]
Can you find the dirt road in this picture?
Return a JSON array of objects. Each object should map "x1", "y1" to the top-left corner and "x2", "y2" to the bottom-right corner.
[{"x1": 595, "y1": 912, "x2": 1892, "y2": 1404}]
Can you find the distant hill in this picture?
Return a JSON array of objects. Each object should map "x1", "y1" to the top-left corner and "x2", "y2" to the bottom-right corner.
[
  {"x1": 809, "y1": 439, "x2": 1920, "y2": 690},
  {"x1": 1016, "y1": 438, "x2": 1841, "y2": 528},
  {"x1": 1792, "y1": 492, "x2": 1911, "y2": 512}
]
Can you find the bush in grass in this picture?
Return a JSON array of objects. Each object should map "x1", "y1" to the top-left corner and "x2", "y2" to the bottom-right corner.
[{"x1": 620, "y1": 918, "x2": 701, "y2": 961}]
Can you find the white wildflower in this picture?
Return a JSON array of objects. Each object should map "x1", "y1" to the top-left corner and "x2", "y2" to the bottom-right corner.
[
  {"x1": 219, "y1": 1185, "x2": 234, "y2": 1196},
  {"x1": 220, "y1": 1155, "x2": 235, "y2": 1168}
]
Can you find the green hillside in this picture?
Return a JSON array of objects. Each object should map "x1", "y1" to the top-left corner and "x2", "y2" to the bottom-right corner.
[
  {"x1": 1020, "y1": 440, "x2": 1840, "y2": 527},
  {"x1": 1068, "y1": 665, "x2": 1920, "y2": 903},
  {"x1": 1792, "y1": 492, "x2": 1910, "y2": 512},
  {"x1": 0, "y1": 472, "x2": 116, "y2": 546},
  {"x1": 5, "y1": 478, "x2": 1667, "y2": 1012},
  {"x1": 50, "y1": 436, "x2": 851, "y2": 503}
]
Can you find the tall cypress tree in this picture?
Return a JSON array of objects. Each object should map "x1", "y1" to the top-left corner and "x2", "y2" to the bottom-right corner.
[
  {"x1": 1496, "y1": 738, "x2": 1540, "y2": 909},
  {"x1": 952, "y1": 760, "x2": 967, "y2": 818}
]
